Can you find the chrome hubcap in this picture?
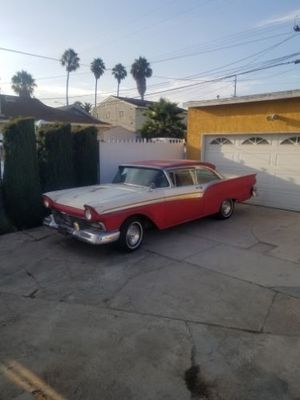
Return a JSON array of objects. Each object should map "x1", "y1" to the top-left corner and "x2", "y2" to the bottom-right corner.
[
  {"x1": 222, "y1": 200, "x2": 232, "y2": 216},
  {"x1": 126, "y1": 222, "x2": 142, "y2": 248}
]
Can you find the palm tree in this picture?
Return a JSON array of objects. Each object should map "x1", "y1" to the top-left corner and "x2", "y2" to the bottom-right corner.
[
  {"x1": 11, "y1": 70, "x2": 36, "y2": 97},
  {"x1": 60, "y1": 49, "x2": 80, "y2": 106},
  {"x1": 141, "y1": 98, "x2": 186, "y2": 139},
  {"x1": 83, "y1": 102, "x2": 92, "y2": 113},
  {"x1": 130, "y1": 57, "x2": 152, "y2": 100},
  {"x1": 90, "y1": 58, "x2": 106, "y2": 108},
  {"x1": 112, "y1": 63, "x2": 127, "y2": 96}
]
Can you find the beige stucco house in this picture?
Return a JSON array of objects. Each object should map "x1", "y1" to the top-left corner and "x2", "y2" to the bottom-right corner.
[
  {"x1": 93, "y1": 96, "x2": 187, "y2": 138},
  {"x1": 93, "y1": 96, "x2": 154, "y2": 133}
]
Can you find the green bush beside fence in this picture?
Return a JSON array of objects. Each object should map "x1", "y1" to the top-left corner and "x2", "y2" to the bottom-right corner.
[
  {"x1": 2, "y1": 118, "x2": 43, "y2": 229},
  {"x1": 0, "y1": 184, "x2": 14, "y2": 234},
  {"x1": 38, "y1": 123, "x2": 75, "y2": 192},
  {"x1": 73, "y1": 126, "x2": 99, "y2": 186},
  {"x1": 0, "y1": 119, "x2": 100, "y2": 235}
]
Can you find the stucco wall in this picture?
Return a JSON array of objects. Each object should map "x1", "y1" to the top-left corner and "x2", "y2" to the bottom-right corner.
[
  {"x1": 94, "y1": 98, "x2": 137, "y2": 132},
  {"x1": 187, "y1": 98, "x2": 300, "y2": 159}
]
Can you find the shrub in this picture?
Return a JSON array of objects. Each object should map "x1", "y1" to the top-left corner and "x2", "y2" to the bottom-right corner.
[
  {"x1": 38, "y1": 123, "x2": 75, "y2": 192},
  {"x1": 3, "y1": 118, "x2": 43, "y2": 228},
  {"x1": 73, "y1": 126, "x2": 99, "y2": 186},
  {"x1": 0, "y1": 184, "x2": 15, "y2": 234}
]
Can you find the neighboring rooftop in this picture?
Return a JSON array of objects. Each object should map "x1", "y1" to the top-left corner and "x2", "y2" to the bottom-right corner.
[
  {"x1": 184, "y1": 89, "x2": 300, "y2": 108},
  {"x1": 114, "y1": 96, "x2": 155, "y2": 108},
  {"x1": 111, "y1": 96, "x2": 186, "y2": 112},
  {"x1": 0, "y1": 95, "x2": 108, "y2": 125}
]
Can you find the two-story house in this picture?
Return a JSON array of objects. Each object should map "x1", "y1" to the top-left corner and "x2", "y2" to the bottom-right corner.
[
  {"x1": 93, "y1": 96, "x2": 154, "y2": 134},
  {"x1": 93, "y1": 96, "x2": 187, "y2": 140}
]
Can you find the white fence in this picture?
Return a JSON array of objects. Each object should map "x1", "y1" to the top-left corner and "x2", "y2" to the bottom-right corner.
[{"x1": 99, "y1": 138, "x2": 185, "y2": 183}]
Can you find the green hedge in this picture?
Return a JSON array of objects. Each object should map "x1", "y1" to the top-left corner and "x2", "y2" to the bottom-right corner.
[
  {"x1": 73, "y1": 126, "x2": 99, "y2": 186},
  {"x1": 0, "y1": 184, "x2": 15, "y2": 234},
  {"x1": 3, "y1": 118, "x2": 43, "y2": 229},
  {"x1": 38, "y1": 123, "x2": 75, "y2": 192}
]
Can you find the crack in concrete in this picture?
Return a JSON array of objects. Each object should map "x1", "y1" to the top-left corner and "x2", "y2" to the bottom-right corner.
[
  {"x1": 146, "y1": 247, "x2": 278, "y2": 295},
  {"x1": 23, "y1": 268, "x2": 43, "y2": 289},
  {"x1": 22, "y1": 229, "x2": 53, "y2": 242},
  {"x1": 1, "y1": 289, "x2": 300, "y2": 338},
  {"x1": 103, "y1": 263, "x2": 165, "y2": 307},
  {"x1": 260, "y1": 291, "x2": 278, "y2": 333},
  {"x1": 25, "y1": 289, "x2": 39, "y2": 299}
]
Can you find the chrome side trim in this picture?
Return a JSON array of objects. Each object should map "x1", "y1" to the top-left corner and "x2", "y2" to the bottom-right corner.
[
  {"x1": 99, "y1": 191, "x2": 204, "y2": 215},
  {"x1": 43, "y1": 215, "x2": 120, "y2": 245}
]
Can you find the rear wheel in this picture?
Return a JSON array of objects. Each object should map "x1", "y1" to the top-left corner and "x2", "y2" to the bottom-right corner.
[
  {"x1": 217, "y1": 199, "x2": 234, "y2": 219},
  {"x1": 118, "y1": 217, "x2": 144, "y2": 252}
]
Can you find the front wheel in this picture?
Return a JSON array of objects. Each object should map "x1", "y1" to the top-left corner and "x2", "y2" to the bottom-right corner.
[
  {"x1": 217, "y1": 199, "x2": 234, "y2": 219},
  {"x1": 118, "y1": 218, "x2": 144, "y2": 252}
]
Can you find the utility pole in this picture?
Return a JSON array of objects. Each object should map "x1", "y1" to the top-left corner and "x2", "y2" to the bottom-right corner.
[{"x1": 233, "y1": 75, "x2": 237, "y2": 97}]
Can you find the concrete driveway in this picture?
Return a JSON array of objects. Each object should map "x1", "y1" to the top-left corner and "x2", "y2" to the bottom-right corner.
[{"x1": 0, "y1": 204, "x2": 300, "y2": 400}]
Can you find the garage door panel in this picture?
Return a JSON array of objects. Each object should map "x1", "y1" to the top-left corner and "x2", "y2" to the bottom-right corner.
[
  {"x1": 238, "y1": 153, "x2": 272, "y2": 169},
  {"x1": 273, "y1": 174, "x2": 300, "y2": 185},
  {"x1": 275, "y1": 154, "x2": 300, "y2": 168},
  {"x1": 203, "y1": 134, "x2": 300, "y2": 212}
]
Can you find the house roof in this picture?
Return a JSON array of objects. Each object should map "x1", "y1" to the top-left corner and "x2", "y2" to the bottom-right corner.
[
  {"x1": 109, "y1": 96, "x2": 186, "y2": 112},
  {"x1": 0, "y1": 95, "x2": 108, "y2": 125},
  {"x1": 184, "y1": 89, "x2": 300, "y2": 109},
  {"x1": 114, "y1": 96, "x2": 155, "y2": 108}
]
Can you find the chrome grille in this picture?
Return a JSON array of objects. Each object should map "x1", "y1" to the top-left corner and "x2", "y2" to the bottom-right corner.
[{"x1": 52, "y1": 210, "x2": 97, "y2": 230}]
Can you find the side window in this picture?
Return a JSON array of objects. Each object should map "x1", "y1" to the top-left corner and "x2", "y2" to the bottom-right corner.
[
  {"x1": 153, "y1": 171, "x2": 169, "y2": 188},
  {"x1": 196, "y1": 168, "x2": 220, "y2": 184},
  {"x1": 168, "y1": 169, "x2": 196, "y2": 187}
]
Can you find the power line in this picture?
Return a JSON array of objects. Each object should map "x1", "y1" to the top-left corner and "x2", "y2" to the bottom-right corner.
[
  {"x1": 0, "y1": 46, "x2": 92, "y2": 68},
  {"x1": 0, "y1": 47, "x2": 59, "y2": 61},
  {"x1": 142, "y1": 57, "x2": 300, "y2": 97},
  {"x1": 150, "y1": 32, "x2": 294, "y2": 64}
]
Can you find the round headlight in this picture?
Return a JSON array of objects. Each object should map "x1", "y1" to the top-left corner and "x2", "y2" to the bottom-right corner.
[
  {"x1": 85, "y1": 208, "x2": 92, "y2": 221},
  {"x1": 43, "y1": 198, "x2": 50, "y2": 208}
]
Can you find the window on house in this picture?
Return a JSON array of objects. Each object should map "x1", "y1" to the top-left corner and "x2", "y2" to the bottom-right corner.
[
  {"x1": 119, "y1": 111, "x2": 124, "y2": 118},
  {"x1": 242, "y1": 137, "x2": 269, "y2": 145},
  {"x1": 106, "y1": 112, "x2": 110, "y2": 119},
  {"x1": 280, "y1": 136, "x2": 300, "y2": 145},
  {"x1": 210, "y1": 137, "x2": 233, "y2": 145}
]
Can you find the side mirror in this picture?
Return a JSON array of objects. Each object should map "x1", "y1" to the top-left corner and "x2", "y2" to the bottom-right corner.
[{"x1": 148, "y1": 182, "x2": 156, "y2": 191}]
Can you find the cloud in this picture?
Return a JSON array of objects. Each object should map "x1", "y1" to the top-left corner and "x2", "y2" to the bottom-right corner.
[{"x1": 258, "y1": 8, "x2": 300, "y2": 27}]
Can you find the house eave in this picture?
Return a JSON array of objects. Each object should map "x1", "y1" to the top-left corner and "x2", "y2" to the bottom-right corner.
[{"x1": 184, "y1": 89, "x2": 300, "y2": 109}]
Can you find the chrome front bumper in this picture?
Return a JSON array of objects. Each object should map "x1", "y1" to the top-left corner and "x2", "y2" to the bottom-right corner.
[{"x1": 43, "y1": 215, "x2": 120, "y2": 245}]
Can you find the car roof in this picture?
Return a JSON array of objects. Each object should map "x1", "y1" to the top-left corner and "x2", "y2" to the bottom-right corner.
[{"x1": 122, "y1": 159, "x2": 216, "y2": 170}]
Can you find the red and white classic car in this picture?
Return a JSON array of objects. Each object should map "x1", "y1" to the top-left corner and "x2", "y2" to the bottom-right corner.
[{"x1": 43, "y1": 160, "x2": 256, "y2": 251}]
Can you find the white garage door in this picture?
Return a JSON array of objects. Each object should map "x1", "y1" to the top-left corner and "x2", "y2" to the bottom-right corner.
[{"x1": 203, "y1": 134, "x2": 300, "y2": 211}]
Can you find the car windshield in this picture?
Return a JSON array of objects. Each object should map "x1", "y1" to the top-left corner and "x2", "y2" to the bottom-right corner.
[{"x1": 113, "y1": 166, "x2": 169, "y2": 188}]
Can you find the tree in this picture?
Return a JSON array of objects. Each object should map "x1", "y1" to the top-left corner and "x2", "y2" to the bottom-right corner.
[
  {"x1": 11, "y1": 70, "x2": 36, "y2": 97},
  {"x1": 112, "y1": 63, "x2": 127, "y2": 96},
  {"x1": 141, "y1": 98, "x2": 186, "y2": 139},
  {"x1": 83, "y1": 102, "x2": 92, "y2": 113},
  {"x1": 130, "y1": 57, "x2": 152, "y2": 100},
  {"x1": 74, "y1": 101, "x2": 92, "y2": 113},
  {"x1": 91, "y1": 58, "x2": 106, "y2": 108},
  {"x1": 60, "y1": 49, "x2": 80, "y2": 106}
]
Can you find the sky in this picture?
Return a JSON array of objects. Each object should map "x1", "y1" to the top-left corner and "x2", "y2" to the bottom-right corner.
[{"x1": 0, "y1": 0, "x2": 300, "y2": 107}]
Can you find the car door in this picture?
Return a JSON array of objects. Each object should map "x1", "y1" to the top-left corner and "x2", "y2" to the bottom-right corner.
[{"x1": 163, "y1": 167, "x2": 205, "y2": 227}]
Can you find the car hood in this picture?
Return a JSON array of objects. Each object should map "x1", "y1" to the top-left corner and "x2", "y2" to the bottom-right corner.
[{"x1": 44, "y1": 184, "x2": 156, "y2": 214}]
